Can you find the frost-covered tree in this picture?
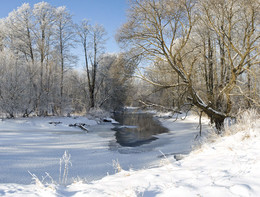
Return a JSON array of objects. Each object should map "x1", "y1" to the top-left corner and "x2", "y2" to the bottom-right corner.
[
  {"x1": 54, "y1": 6, "x2": 76, "y2": 114},
  {"x1": 77, "y1": 21, "x2": 107, "y2": 109},
  {"x1": 117, "y1": 0, "x2": 260, "y2": 130},
  {"x1": 33, "y1": 2, "x2": 57, "y2": 115},
  {"x1": 0, "y1": 2, "x2": 78, "y2": 117},
  {"x1": 1, "y1": 3, "x2": 37, "y2": 116},
  {"x1": 0, "y1": 50, "x2": 31, "y2": 117}
]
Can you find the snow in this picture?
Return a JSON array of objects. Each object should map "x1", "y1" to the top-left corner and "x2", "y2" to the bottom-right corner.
[{"x1": 0, "y1": 111, "x2": 259, "y2": 196}]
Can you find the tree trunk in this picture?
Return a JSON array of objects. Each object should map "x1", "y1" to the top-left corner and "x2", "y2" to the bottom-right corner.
[
  {"x1": 190, "y1": 86, "x2": 226, "y2": 131},
  {"x1": 90, "y1": 88, "x2": 95, "y2": 108},
  {"x1": 60, "y1": 28, "x2": 64, "y2": 115}
]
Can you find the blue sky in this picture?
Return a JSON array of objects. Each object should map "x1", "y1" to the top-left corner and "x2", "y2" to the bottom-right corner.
[{"x1": 0, "y1": 0, "x2": 128, "y2": 54}]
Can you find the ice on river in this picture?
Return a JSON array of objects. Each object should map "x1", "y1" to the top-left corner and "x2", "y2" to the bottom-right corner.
[
  {"x1": 0, "y1": 115, "x2": 203, "y2": 185},
  {"x1": 1, "y1": 112, "x2": 258, "y2": 197}
]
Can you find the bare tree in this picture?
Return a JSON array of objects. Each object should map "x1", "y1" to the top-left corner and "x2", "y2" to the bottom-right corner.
[
  {"x1": 77, "y1": 21, "x2": 106, "y2": 109},
  {"x1": 33, "y1": 2, "x2": 56, "y2": 115},
  {"x1": 1, "y1": 3, "x2": 37, "y2": 116},
  {"x1": 0, "y1": 2, "x2": 105, "y2": 117},
  {"x1": 117, "y1": 0, "x2": 260, "y2": 130},
  {"x1": 201, "y1": 0, "x2": 260, "y2": 112},
  {"x1": 0, "y1": 2, "x2": 78, "y2": 117},
  {"x1": 54, "y1": 6, "x2": 75, "y2": 114}
]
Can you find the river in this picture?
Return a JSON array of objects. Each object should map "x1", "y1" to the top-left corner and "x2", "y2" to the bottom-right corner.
[{"x1": 112, "y1": 111, "x2": 169, "y2": 147}]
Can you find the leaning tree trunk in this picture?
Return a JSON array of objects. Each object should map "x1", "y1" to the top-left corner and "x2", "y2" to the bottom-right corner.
[{"x1": 189, "y1": 86, "x2": 226, "y2": 131}]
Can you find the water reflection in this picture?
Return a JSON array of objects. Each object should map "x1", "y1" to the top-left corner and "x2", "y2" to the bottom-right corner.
[{"x1": 113, "y1": 112, "x2": 168, "y2": 147}]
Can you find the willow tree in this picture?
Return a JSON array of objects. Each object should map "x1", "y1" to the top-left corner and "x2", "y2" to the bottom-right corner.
[{"x1": 117, "y1": 0, "x2": 260, "y2": 130}]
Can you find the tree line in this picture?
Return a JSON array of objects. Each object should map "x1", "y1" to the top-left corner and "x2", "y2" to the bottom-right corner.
[
  {"x1": 0, "y1": 2, "x2": 135, "y2": 117},
  {"x1": 0, "y1": 0, "x2": 259, "y2": 131}
]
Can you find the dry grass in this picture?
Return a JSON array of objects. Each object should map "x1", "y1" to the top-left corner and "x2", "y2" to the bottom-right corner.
[
  {"x1": 224, "y1": 109, "x2": 259, "y2": 136},
  {"x1": 112, "y1": 159, "x2": 122, "y2": 173},
  {"x1": 192, "y1": 109, "x2": 259, "y2": 152}
]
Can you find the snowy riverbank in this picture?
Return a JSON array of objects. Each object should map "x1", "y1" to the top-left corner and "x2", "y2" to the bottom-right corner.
[{"x1": 0, "y1": 110, "x2": 259, "y2": 196}]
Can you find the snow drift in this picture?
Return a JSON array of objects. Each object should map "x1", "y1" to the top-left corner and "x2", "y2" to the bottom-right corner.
[{"x1": 0, "y1": 110, "x2": 259, "y2": 196}]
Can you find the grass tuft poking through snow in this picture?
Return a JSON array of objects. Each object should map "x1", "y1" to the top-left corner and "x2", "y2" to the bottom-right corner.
[
  {"x1": 112, "y1": 159, "x2": 122, "y2": 174},
  {"x1": 59, "y1": 150, "x2": 72, "y2": 185},
  {"x1": 27, "y1": 150, "x2": 72, "y2": 193},
  {"x1": 159, "y1": 150, "x2": 172, "y2": 166},
  {"x1": 28, "y1": 171, "x2": 56, "y2": 192}
]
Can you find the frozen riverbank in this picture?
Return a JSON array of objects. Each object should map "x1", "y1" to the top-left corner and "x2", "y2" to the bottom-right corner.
[
  {"x1": 0, "y1": 113, "x2": 204, "y2": 186},
  {"x1": 2, "y1": 111, "x2": 258, "y2": 196},
  {"x1": 64, "y1": 112, "x2": 260, "y2": 197}
]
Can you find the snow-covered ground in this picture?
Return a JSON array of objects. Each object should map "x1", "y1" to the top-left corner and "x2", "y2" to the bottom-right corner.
[{"x1": 0, "y1": 110, "x2": 259, "y2": 196}]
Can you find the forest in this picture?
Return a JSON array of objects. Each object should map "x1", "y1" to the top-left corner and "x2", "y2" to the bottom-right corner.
[
  {"x1": 0, "y1": 1, "x2": 260, "y2": 196},
  {"x1": 0, "y1": 0, "x2": 259, "y2": 130}
]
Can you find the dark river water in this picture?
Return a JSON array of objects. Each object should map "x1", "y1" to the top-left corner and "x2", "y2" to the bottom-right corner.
[{"x1": 112, "y1": 112, "x2": 168, "y2": 147}]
